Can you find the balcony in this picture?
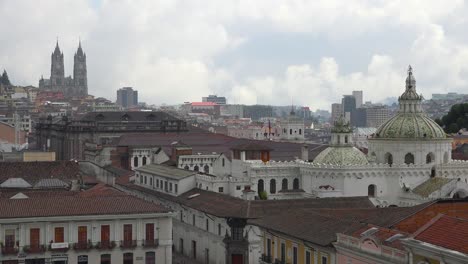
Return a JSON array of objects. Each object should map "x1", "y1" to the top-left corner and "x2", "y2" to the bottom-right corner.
[
  {"x1": 73, "y1": 241, "x2": 93, "y2": 251},
  {"x1": 1, "y1": 245, "x2": 19, "y2": 255},
  {"x1": 95, "y1": 241, "x2": 116, "y2": 250},
  {"x1": 142, "y1": 239, "x2": 159, "y2": 248},
  {"x1": 23, "y1": 245, "x2": 46, "y2": 254},
  {"x1": 120, "y1": 240, "x2": 137, "y2": 249},
  {"x1": 260, "y1": 254, "x2": 272, "y2": 263}
]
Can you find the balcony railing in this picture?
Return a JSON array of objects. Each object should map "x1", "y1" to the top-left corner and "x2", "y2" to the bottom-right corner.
[
  {"x1": 73, "y1": 241, "x2": 93, "y2": 251},
  {"x1": 95, "y1": 241, "x2": 116, "y2": 250},
  {"x1": 142, "y1": 239, "x2": 159, "y2": 248},
  {"x1": 48, "y1": 242, "x2": 69, "y2": 252},
  {"x1": 120, "y1": 240, "x2": 137, "y2": 249},
  {"x1": 1, "y1": 245, "x2": 19, "y2": 255},
  {"x1": 23, "y1": 245, "x2": 46, "y2": 254},
  {"x1": 260, "y1": 254, "x2": 272, "y2": 263}
]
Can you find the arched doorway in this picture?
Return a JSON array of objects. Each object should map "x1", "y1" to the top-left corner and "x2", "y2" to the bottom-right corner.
[
  {"x1": 281, "y1": 179, "x2": 288, "y2": 190},
  {"x1": 293, "y1": 178, "x2": 299, "y2": 189},
  {"x1": 257, "y1": 179, "x2": 264, "y2": 194},
  {"x1": 368, "y1": 184, "x2": 376, "y2": 197},
  {"x1": 270, "y1": 179, "x2": 276, "y2": 194},
  {"x1": 404, "y1": 153, "x2": 414, "y2": 165}
]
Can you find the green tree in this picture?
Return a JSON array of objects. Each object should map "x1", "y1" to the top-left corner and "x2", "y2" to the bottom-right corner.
[
  {"x1": 448, "y1": 123, "x2": 459, "y2": 133},
  {"x1": 0, "y1": 70, "x2": 11, "y2": 85},
  {"x1": 439, "y1": 103, "x2": 468, "y2": 133},
  {"x1": 259, "y1": 191, "x2": 268, "y2": 200}
]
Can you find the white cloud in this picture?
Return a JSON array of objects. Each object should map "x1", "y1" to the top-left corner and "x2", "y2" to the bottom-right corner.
[{"x1": 1, "y1": 0, "x2": 468, "y2": 110}]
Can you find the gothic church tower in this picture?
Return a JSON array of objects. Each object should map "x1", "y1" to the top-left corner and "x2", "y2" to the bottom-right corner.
[
  {"x1": 50, "y1": 41, "x2": 65, "y2": 86},
  {"x1": 73, "y1": 40, "x2": 88, "y2": 96}
]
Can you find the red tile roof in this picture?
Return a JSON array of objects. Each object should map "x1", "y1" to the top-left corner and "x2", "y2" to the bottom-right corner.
[
  {"x1": 348, "y1": 225, "x2": 409, "y2": 250},
  {"x1": 0, "y1": 194, "x2": 168, "y2": 219},
  {"x1": 413, "y1": 215, "x2": 468, "y2": 254}
]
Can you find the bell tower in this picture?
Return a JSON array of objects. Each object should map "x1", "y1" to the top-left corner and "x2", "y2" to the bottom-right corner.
[
  {"x1": 73, "y1": 40, "x2": 88, "y2": 96},
  {"x1": 50, "y1": 40, "x2": 65, "y2": 86}
]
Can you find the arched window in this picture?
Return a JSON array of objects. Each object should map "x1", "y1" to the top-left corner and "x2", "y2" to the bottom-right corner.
[
  {"x1": 431, "y1": 167, "x2": 436, "y2": 178},
  {"x1": 368, "y1": 184, "x2": 376, "y2": 197},
  {"x1": 444, "y1": 152, "x2": 449, "y2": 163},
  {"x1": 123, "y1": 252, "x2": 133, "y2": 264},
  {"x1": 426, "y1": 153, "x2": 434, "y2": 164},
  {"x1": 142, "y1": 156, "x2": 147, "y2": 166},
  {"x1": 270, "y1": 179, "x2": 276, "y2": 194},
  {"x1": 404, "y1": 153, "x2": 414, "y2": 165},
  {"x1": 258, "y1": 179, "x2": 264, "y2": 194},
  {"x1": 345, "y1": 136, "x2": 348, "y2": 143},
  {"x1": 281, "y1": 179, "x2": 288, "y2": 190},
  {"x1": 145, "y1": 252, "x2": 155, "y2": 264},
  {"x1": 194, "y1": 165, "x2": 199, "y2": 172},
  {"x1": 289, "y1": 129, "x2": 292, "y2": 135},
  {"x1": 184, "y1": 165, "x2": 189, "y2": 170},
  {"x1": 299, "y1": 129, "x2": 302, "y2": 135},
  {"x1": 203, "y1": 165, "x2": 210, "y2": 174},
  {"x1": 385, "y1": 153, "x2": 393, "y2": 165},
  {"x1": 133, "y1": 156, "x2": 139, "y2": 167},
  {"x1": 293, "y1": 178, "x2": 299, "y2": 189}
]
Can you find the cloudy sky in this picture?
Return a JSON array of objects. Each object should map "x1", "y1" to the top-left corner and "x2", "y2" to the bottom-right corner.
[{"x1": 1, "y1": 0, "x2": 468, "y2": 110}]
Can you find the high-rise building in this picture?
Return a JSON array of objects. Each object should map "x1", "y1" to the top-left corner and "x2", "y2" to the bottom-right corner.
[
  {"x1": 116, "y1": 87, "x2": 138, "y2": 108},
  {"x1": 366, "y1": 106, "x2": 391, "y2": 128},
  {"x1": 352, "y1": 91, "x2": 363, "y2": 108},
  {"x1": 331, "y1": 103, "x2": 343, "y2": 124},
  {"x1": 39, "y1": 41, "x2": 88, "y2": 97},
  {"x1": 342, "y1": 95, "x2": 356, "y2": 123},
  {"x1": 202, "y1": 95, "x2": 227, "y2": 104}
]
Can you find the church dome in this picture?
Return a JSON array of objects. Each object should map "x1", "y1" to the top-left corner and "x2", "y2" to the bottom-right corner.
[
  {"x1": 313, "y1": 146, "x2": 369, "y2": 165},
  {"x1": 374, "y1": 113, "x2": 446, "y2": 139},
  {"x1": 374, "y1": 66, "x2": 446, "y2": 140}
]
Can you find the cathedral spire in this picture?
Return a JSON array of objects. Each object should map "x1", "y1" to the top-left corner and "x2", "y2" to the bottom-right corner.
[
  {"x1": 53, "y1": 38, "x2": 61, "y2": 55},
  {"x1": 76, "y1": 39, "x2": 84, "y2": 56}
]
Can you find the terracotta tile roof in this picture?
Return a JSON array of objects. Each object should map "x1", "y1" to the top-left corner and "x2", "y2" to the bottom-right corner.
[
  {"x1": 0, "y1": 193, "x2": 168, "y2": 219},
  {"x1": 117, "y1": 131, "x2": 328, "y2": 161},
  {"x1": 0, "y1": 161, "x2": 81, "y2": 186},
  {"x1": 413, "y1": 215, "x2": 468, "y2": 254}
]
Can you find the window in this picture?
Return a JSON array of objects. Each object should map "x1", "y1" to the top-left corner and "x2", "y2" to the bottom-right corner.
[
  {"x1": 133, "y1": 156, "x2": 138, "y2": 167},
  {"x1": 236, "y1": 185, "x2": 241, "y2": 190},
  {"x1": 192, "y1": 240, "x2": 197, "y2": 259},
  {"x1": 404, "y1": 153, "x2": 414, "y2": 165},
  {"x1": 385, "y1": 153, "x2": 393, "y2": 165},
  {"x1": 123, "y1": 224, "x2": 132, "y2": 241},
  {"x1": 306, "y1": 251, "x2": 311, "y2": 264},
  {"x1": 194, "y1": 165, "x2": 199, "y2": 171},
  {"x1": 54, "y1": 227, "x2": 64, "y2": 243},
  {"x1": 78, "y1": 226, "x2": 87, "y2": 243},
  {"x1": 344, "y1": 135, "x2": 348, "y2": 143},
  {"x1": 368, "y1": 184, "x2": 376, "y2": 197},
  {"x1": 180, "y1": 238, "x2": 184, "y2": 254},
  {"x1": 267, "y1": 238, "x2": 272, "y2": 257},
  {"x1": 100, "y1": 254, "x2": 111, "y2": 264},
  {"x1": 142, "y1": 156, "x2": 147, "y2": 166},
  {"x1": 164, "y1": 181, "x2": 168, "y2": 192},
  {"x1": 281, "y1": 178, "x2": 288, "y2": 190},
  {"x1": 184, "y1": 165, "x2": 189, "y2": 170},
  {"x1": 299, "y1": 129, "x2": 302, "y2": 135},
  {"x1": 205, "y1": 248, "x2": 209, "y2": 264},
  {"x1": 156, "y1": 179, "x2": 159, "y2": 188},
  {"x1": 175, "y1": 184, "x2": 178, "y2": 193},
  {"x1": 30, "y1": 228, "x2": 40, "y2": 248},
  {"x1": 270, "y1": 179, "x2": 276, "y2": 194},
  {"x1": 206, "y1": 219, "x2": 209, "y2": 231},
  {"x1": 222, "y1": 158, "x2": 225, "y2": 167},
  {"x1": 293, "y1": 246, "x2": 298, "y2": 264},
  {"x1": 218, "y1": 224, "x2": 222, "y2": 236},
  {"x1": 293, "y1": 178, "x2": 299, "y2": 189},
  {"x1": 258, "y1": 179, "x2": 264, "y2": 194},
  {"x1": 145, "y1": 252, "x2": 155, "y2": 264},
  {"x1": 322, "y1": 256, "x2": 328, "y2": 264},
  {"x1": 124, "y1": 252, "x2": 133, "y2": 264},
  {"x1": 169, "y1": 182, "x2": 173, "y2": 192},
  {"x1": 101, "y1": 225, "x2": 110, "y2": 242},
  {"x1": 204, "y1": 165, "x2": 210, "y2": 173},
  {"x1": 145, "y1": 223, "x2": 154, "y2": 241},
  {"x1": 5, "y1": 229, "x2": 15, "y2": 248},
  {"x1": 218, "y1": 187, "x2": 224, "y2": 193},
  {"x1": 78, "y1": 255, "x2": 88, "y2": 264},
  {"x1": 290, "y1": 129, "x2": 292, "y2": 135},
  {"x1": 149, "y1": 177, "x2": 153, "y2": 186},
  {"x1": 426, "y1": 153, "x2": 434, "y2": 164},
  {"x1": 281, "y1": 243, "x2": 286, "y2": 263},
  {"x1": 231, "y1": 227, "x2": 243, "y2": 240},
  {"x1": 192, "y1": 214, "x2": 196, "y2": 226}
]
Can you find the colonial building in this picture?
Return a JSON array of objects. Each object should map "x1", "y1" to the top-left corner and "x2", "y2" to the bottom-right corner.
[
  {"x1": 39, "y1": 41, "x2": 87, "y2": 98},
  {"x1": 35, "y1": 111, "x2": 187, "y2": 160},
  {"x1": 0, "y1": 185, "x2": 173, "y2": 264}
]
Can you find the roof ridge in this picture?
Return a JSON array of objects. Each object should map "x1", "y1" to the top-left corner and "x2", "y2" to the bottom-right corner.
[{"x1": 411, "y1": 213, "x2": 445, "y2": 238}]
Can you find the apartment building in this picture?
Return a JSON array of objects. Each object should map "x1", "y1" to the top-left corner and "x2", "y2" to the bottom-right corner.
[{"x1": 0, "y1": 188, "x2": 173, "y2": 264}]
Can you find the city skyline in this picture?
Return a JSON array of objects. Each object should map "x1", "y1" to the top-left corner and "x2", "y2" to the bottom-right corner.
[{"x1": 2, "y1": 1, "x2": 468, "y2": 111}]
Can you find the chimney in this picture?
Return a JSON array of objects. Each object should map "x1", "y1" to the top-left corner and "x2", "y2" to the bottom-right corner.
[{"x1": 301, "y1": 145, "x2": 309, "y2": 161}]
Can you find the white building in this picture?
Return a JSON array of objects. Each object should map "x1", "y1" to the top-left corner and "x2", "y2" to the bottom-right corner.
[
  {"x1": 279, "y1": 108, "x2": 305, "y2": 141},
  {"x1": 0, "y1": 186, "x2": 173, "y2": 264}
]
